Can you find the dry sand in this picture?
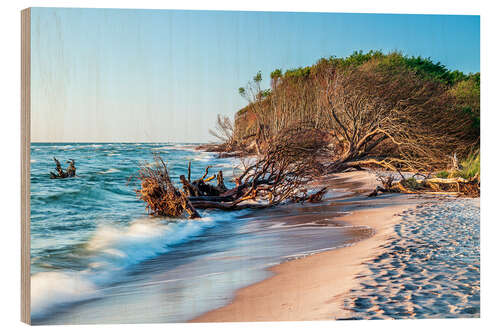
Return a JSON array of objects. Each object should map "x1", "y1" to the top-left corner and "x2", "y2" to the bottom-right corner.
[{"x1": 193, "y1": 171, "x2": 419, "y2": 322}]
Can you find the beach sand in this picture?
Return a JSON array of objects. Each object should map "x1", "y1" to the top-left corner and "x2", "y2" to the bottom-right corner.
[
  {"x1": 341, "y1": 198, "x2": 480, "y2": 319},
  {"x1": 193, "y1": 170, "x2": 480, "y2": 322},
  {"x1": 193, "y1": 171, "x2": 419, "y2": 322}
]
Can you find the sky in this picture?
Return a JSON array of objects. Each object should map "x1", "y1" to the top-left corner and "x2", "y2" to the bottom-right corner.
[{"x1": 30, "y1": 8, "x2": 480, "y2": 143}]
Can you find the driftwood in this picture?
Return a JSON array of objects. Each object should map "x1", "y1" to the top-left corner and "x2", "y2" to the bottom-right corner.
[
  {"x1": 135, "y1": 156, "x2": 200, "y2": 219},
  {"x1": 50, "y1": 157, "x2": 76, "y2": 179},
  {"x1": 368, "y1": 174, "x2": 480, "y2": 198},
  {"x1": 136, "y1": 148, "x2": 328, "y2": 218}
]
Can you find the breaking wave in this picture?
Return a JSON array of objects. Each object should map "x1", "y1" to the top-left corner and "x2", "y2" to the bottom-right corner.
[{"x1": 30, "y1": 213, "x2": 235, "y2": 319}]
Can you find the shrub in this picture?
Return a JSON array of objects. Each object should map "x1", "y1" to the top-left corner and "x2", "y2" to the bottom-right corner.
[
  {"x1": 458, "y1": 151, "x2": 480, "y2": 179},
  {"x1": 435, "y1": 171, "x2": 450, "y2": 179},
  {"x1": 401, "y1": 177, "x2": 422, "y2": 190}
]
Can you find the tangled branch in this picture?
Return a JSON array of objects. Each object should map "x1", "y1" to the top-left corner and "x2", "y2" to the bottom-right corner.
[{"x1": 136, "y1": 132, "x2": 328, "y2": 218}]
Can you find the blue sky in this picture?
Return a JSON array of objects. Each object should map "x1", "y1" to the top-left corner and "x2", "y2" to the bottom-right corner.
[{"x1": 30, "y1": 8, "x2": 480, "y2": 142}]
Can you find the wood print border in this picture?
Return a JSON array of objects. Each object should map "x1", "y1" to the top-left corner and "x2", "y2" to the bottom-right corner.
[{"x1": 21, "y1": 7, "x2": 31, "y2": 325}]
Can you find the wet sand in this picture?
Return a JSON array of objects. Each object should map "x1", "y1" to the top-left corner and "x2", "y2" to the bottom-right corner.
[
  {"x1": 192, "y1": 171, "x2": 415, "y2": 321},
  {"x1": 193, "y1": 171, "x2": 479, "y2": 322}
]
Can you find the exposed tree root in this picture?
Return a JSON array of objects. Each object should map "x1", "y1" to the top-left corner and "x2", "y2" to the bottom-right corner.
[{"x1": 136, "y1": 151, "x2": 328, "y2": 218}]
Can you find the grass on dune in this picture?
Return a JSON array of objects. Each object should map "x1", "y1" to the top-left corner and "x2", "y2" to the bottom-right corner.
[
  {"x1": 434, "y1": 151, "x2": 480, "y2": 180},
  {"x1": 457, "y1": 151, "x2": 480, "y2": 179}
]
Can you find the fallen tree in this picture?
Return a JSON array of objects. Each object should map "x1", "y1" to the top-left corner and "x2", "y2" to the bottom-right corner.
[
  {"x1": 136, "y1": 130, "x2": 329, "y2": 218},
  {"x1": 135, "y1": 157, "x2": 201, "y2": 218},
  {"x1": 368, "y1": 173, "x2": 480, "y2": 198}
]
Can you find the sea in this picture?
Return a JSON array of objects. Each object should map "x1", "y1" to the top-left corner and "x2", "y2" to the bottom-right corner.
[{"x1": 30, "y1": 142, "x2": 372, "y2": 324}]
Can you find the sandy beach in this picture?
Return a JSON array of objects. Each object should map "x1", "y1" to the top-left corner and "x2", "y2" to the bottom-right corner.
[
  {"x1": 341, "y1": 197, "x2": 480, "y2": 319},
  {"x1": 193, "y1": 171, "x2": 480, "y2": 322}
]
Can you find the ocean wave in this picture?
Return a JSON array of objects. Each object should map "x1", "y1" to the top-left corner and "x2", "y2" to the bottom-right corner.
[
  {"x1": 151, "y1": 144, "x2": 199, "y2": 152},
  {"x1": 31, "y1": 271, "x2": 98, "y2": 319},
  {"x1": 85, "y1": 217, "x2": 217, "y2": 271},
  {"x1": 99, "y1": 168, "x2": 120, "y2": 174},
  {"x1": 49, "y1": 145, "x2": 73, "y2": 150},
  {"x1": 30, "y1": 213, "x2": 237, "y2": 320},
  {"x1": 150, "y1": 145, "x2": 193, "y2": 151},
  {"x1": 82, "y1": 144, "x2": 103, "y2": 149},
  {"x1": 192, "y1": 153, "x2": 214, "y2": 162},
  {"x1": 151, "y1": 146, "x2": 173, "y2": 151},
  {"x1": 32, "y1": 186, "x2": 105, "y2": 204}
]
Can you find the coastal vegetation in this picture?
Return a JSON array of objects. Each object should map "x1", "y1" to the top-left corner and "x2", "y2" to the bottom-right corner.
[
  {"x1": 137, "y1": 51, "x2": 480, "y2": 217},
  {"x1": 232, "y1": 51, "x2": 479, "y2": 173}
]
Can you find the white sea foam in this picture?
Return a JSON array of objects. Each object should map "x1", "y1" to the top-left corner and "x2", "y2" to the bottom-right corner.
[
  {"x1": 50, "y1": 145, "x2": 73, "y2": 150},
  {"x1": 30, "y1": 214, "x2": 237, "y2": 320},
  {"x1": 86, "y1": 217, "x2": 217, "y2": 272},
  {"x1": 152, "y1": 145, "x2": 198, "y2": 152},
  {"x1": 192, "y1": 153, "x2": 214, "y2": 162},
  {"x1": 282, "y1": 244, "x2": 357, "y2": 261},
  {"x1": 151, "y1": 146, "x2": 173, "y2": 151},
  {"x1": 31, "y1": 271, "x2": 98, "y2": 319},
  {"x1": 99, "y1": 168, "x2": 120, "y2": 174}
]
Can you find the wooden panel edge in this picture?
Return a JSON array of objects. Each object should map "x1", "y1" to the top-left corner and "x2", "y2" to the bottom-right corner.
[{"x1": 21, "y1": 7, "x2": 31, "y2": 325}]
